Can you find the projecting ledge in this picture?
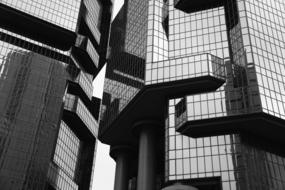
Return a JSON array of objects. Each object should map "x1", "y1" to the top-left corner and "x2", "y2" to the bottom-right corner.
[
  {"x1": 99, "y1": 75, "x2": 224, "y2": 145},
  {"x1": 63, "y1": 94, "x2": 98, "y2": 138},
  {"x1": 174, "y1": 0, "x2": 224, "y2": 13},
  {"x1": 72, "y1": 35, "x2": 99, "y2": 74},
  {"x1": 146, "y1": 53, "x2": 226, "y2": 92},
  {"x1": 0, "y1": 3, "x2": 76, "y2": 50},
  {"x1": 177, "y1": 112, "x2": 285, "y2": 145}
]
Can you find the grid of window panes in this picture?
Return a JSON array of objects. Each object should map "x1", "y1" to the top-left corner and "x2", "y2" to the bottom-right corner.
[
  {"x1": 166, "y1": 1, "x2": 285, "y2": 188},
  {"x1": 75, "y1": 71, "x2": 93, "y2": 99},
  {"x1": 47, "y1": 162, "x2": 78, "y2": 190},
  {"x1": 176, "y1": 84, "x2": 259, "y2": 124},
  {"x1": 83, "y1": 0, "x2": 102, "y2": 43},
  {"x1": 100, "y1": 0, "x2": 148, "y2": 131},
  {"x1": 0, "y1": 43, "x2": 67, "y2": 189},
  {"x1": 104, "y1": 78, "x2": 141, "y2": 111},
  {"x1": 146, "y1": 0, "x2": 169, "y2": 64},
  {"x1": 184, "y1": 91, "x2": 227, "y2": 122},
  {"x1": 64, "y1": 94, "x2": 98, "y2": 137},
  {"x1": 164, "y1": 0, "x2": 274, "y2": 188},
  {"x1": 225, "y1": 0, "x2": 262, "y2": 115},
  {"x1": 243, "y1": 0, "x2": 285, "y2": 119},
  {"x1": 77, "y1": 98, "x2": 99, "y2": 136},
  {"x1": 1, "y1": 0, "x2": 81, "y2": 31},
  {"x1": 125, "y1": 0, "x2": 148, "y2": 58},
  {"x1": 166, "y1": 99, "x2": 285, "y2": 189},
  {"x1": 168, "y1": 0, "x2": 229, "y2": 59},
  {"x1": 165, "y1": 0, "x2": 266, "y2": 126},
  {"x1": 167, "y1": 0, "x2": 232, "y2": 121},
  {"x1": 102, "y1": 56, "x2": 145, "y2": 117},
  {"x1": 86, "y1": 39, "x2": 100, "y2": 67},
  {"x1": 168, "y1": 0, "x2": 229, "y2": 87},
  {"x1": 75, "y1": 35, "x2": 100, "y2": 68},
  {"x1": 0, "y1": 2, "x2": 100, "y2": 189},
  {"x1": 54, "y1": 121, "x2": 80, "y2": 180},
  {"x1": 100, "y1": 77, "x2": 141, "y2": 130},
  {"x1": 145, "y1": 53, "x2": 225, "y2": 85}
]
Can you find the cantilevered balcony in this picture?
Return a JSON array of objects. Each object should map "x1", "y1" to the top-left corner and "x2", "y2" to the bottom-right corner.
[
  {"x1": 72, "y1": 35, "x2": 99, "y2": 74},
  {"x1": 81, "y1": 3, "x2": 101, "y2": 44},
  {"x1": 174, "y1": 0, "x2": 224, "y2": 13},
  {"x1": 74, "y1": 71, "x2": 93, "y2": 100},
  {"x1": 64, "y1": 94, "x2": 98, "y2": 137},
  {"x1": 145, "y1": 53, "x2": 226, "y2": 95},
  {"x1": 100, "y1": 54, "x2": 226, "y2": 145},
  {"x1": 174, "y1": 95, "x2": 285, "y2": 145},
  {"x1": 0, "y1": 3, "x2": 76, "y2": 50}
]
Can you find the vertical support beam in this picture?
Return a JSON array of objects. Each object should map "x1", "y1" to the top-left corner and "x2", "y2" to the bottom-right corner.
[
  {"x1": 110, "y1": 146, "x2": 132, "y2": 190},
  {"x1": 134, "y1": 120, "x2": 159, "y2": 190},
  {"x1": 161, "y1": 183, "x2": 199, "y2": 190}
]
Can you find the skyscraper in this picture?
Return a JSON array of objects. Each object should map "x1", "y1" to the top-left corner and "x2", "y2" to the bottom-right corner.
[
  {"x1": 100, "y1": 0, "x2": 285, "y2": 190},
  {"x1": 0, "y1": 0, "x2": 112, "y2": 189}
]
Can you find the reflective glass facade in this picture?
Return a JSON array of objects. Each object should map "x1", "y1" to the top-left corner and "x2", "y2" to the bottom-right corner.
[
  {"x1": 82, "y1": 0, "x2": 102, "y2": 42},
  {"x1": 100, "y1": 0, "x2": 229, "y2": 132},
  {"x1": 101, "y1": 0, "x2": 285, "y2": 189},
  {"x1": 168, "y1": 0, "x2": 285, "y2": 134},
  {"x1": 167, "y1": 100, "x2": 285, "y2": 189},
  {"x1": 0, "y1": 49, "x2": 67, "y2": 190},
  {"x1": 1, "y1": 0, "x2": 81, "y2": 31},
  {"x1": 48, "y1": 121, "x2": 82, "y2": 190},
  {"x1": 168, "y1": 0, "x2": 285, "y2": 188},
  {"x1": 54, "y1": 121, "x2": 80, "y2": 180},
  {"x1": 0, "y1": 0, "x2": 112, "y2": 189},
  {"x1": 100, "y1": 1, "x2": 147, "y2": 131},
  {"x1": 246, "y1": 0, "x2": 285, "y2": 117},
  {"x1": 64, "y1": 94, "x2": 99, "y2": 137},
  {"x1": 168, "y1": 1, "x2": 230, "y2": 124}
]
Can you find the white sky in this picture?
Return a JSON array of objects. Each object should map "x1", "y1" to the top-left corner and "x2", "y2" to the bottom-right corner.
[{"x1": 91, "y1": 0, "x2": 124, "y2": 189}]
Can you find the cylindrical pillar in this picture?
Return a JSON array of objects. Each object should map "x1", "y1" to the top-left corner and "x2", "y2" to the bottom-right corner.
[
  {"x1": 134, "y1": 120, "x2": 158, "y2": 190},
  {"x1": 161, "y1": 183, "x2": 199, "y2": 190},
  {"x1": 110, "y1": 146, "x2": 132, "y2": 190}
]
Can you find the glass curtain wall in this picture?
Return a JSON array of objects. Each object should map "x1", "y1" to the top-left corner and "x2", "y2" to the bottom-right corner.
[{"x1": 166, "y1": 0, "x2": 285, "y2": 189}]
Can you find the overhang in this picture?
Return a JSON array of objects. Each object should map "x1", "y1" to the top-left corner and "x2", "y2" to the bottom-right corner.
[
  {"x1": 177, "y1": 112, "x2": 285, "y2": 145},
  {"x1": 64, "y1": 94, "x2": 98, "y2": 138},
  {"x1": 72, "y1": 35, "x2": 99, "y2": 75},
  {"x1": 99, "y1": 76, "x2": 225, "y2": 145},
  {"x1": 0, "y1": 3, "x2": 76, "y2": 50}
]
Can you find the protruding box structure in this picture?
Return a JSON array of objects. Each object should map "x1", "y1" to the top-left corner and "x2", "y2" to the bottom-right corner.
[{"x1": 175, "y1": 96, "x2": 285, "y2": 144}]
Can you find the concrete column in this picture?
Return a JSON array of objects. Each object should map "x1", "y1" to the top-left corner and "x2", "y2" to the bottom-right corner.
[
  {"x1": 134, "y1": 120, "x2": 158, "y2": 190},
  {"x1": 110, "y1": 146, "x2": 132, "y2": 190},
  {"x1": 161, "y1": 183, "x2": 199, "y2": 190}
]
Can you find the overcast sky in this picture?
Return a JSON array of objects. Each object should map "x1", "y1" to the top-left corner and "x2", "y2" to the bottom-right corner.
[{"x1": 92, "y1": 0, "x2": 124, "y2": 190}]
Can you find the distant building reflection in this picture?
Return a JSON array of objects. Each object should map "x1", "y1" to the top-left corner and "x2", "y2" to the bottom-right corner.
[{"x1": 0, "y1": 51, "x2": 66, "y2": 189}]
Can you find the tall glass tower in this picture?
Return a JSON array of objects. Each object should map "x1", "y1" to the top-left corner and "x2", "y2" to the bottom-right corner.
[
  {"x1": 100, "y1": 0, "x2": 285, "y2": 190},
  {"x1": 0, "y1": 0, "x2": 112, "y2": 190}
]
